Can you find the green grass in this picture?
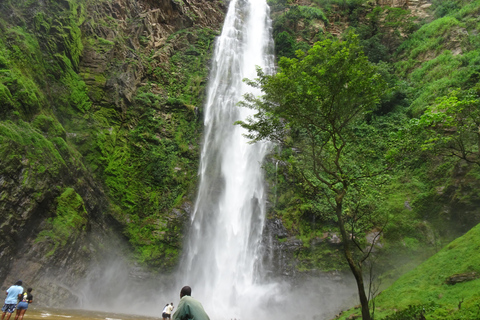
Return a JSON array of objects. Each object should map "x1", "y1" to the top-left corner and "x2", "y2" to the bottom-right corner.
[
  {"x1": 392, "y1": 1, "x2": 480, "y2": 114},
  {"x1": 336, "y1": 223, "x2": 480, "y2": 319}
]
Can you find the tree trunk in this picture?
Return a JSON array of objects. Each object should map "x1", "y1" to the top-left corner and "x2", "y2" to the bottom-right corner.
[{"x1": 336, "y1": 197, "x2": 371, "y2": 320}]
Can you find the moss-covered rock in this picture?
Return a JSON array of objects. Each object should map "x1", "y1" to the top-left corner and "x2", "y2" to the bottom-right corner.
[
  {"x1": 0, "y1": 0, "x2": 225, "y2": 305},
  {"x1": 35, "y1": 187, "x2": 89, "y2": 257}
]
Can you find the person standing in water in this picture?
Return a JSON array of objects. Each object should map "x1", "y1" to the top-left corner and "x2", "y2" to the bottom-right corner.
[
  {"x1": 162, "y1": 304, "x2": 169, "y2": 320},
  {"x1": 1, "y1": 280, "x2": 24, "y2": 320},
  {"x1": 165, "y1": 303, "x2": 174, "y2": 319},
  {"x1": 172, "y1": 286, "x2": 210, "y2": 320},
  {"x1": 14, "y1": 288, "x2": 33, "y2": 320}
]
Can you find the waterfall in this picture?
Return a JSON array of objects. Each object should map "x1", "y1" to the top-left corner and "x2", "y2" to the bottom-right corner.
[
  {"x1": 178, "y1": 0, "x2": 277, "y2": 318},
  {"x1": 77, "y1": 1, "x2": 358, "y2": 318}
]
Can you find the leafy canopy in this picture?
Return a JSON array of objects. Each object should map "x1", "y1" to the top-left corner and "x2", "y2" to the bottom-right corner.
[
  {"x1": 410, "y1": 87, "x2": 480, "y2": 166},
  {"x1": 239, "y1": 33, "x2": 387, "y2": 194},
  {"x1": 238, "y1": 32, "x2": 388, "y2": 320}
]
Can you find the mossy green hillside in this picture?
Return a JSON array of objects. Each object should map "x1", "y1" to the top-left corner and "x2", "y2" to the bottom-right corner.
[
  {"x1": 262, "y1": 0, "x2": 480, "y2": 279},
  {"x1": 0, "y1": 118, "x2": 89, "y2": 253},
  {"x1": 83, "y1": 30, "x2": 218, "y2": 266},
  {"x1": 35, "y1": 188, "x2": 89, "y2": 257},
  {"x1": 395, "y1": 1, "x2": 480, "y2": 114},
  {"x1": 149, "y1": 28, "x2": 219, "y2": 107},
  {"x1": 71, "y1": 26, "x2": 219, "y2": 267},
  {"x1": 0, "y1": 28, "x2": 44, "y2": 120},
  {"x1": 1, "y1": 120, "x2": 68, "y2": 178},
  {"x1": 0, "y1": 0, "x2": 222, "y2": 269},
  {"x1": 0, "y1": 0, "x2": 88, "y2": 121},
  {"x1": 270, "y1": 4, "x2": 329, "y2": 58},
  {"x1": 336, "y1": 223, "x2": 480, "y2": 319}
]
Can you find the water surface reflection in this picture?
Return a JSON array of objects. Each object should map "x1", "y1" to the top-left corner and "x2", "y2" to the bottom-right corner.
[{"x1": 24, "y1": 307, "x2": 158, "y2": 320}]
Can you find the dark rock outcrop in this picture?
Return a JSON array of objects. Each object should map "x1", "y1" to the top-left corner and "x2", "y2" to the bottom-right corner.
[
  {"x1": 446, "y1": 272, "x2": 479, "y2": 285},
  {"x1": 261, "y1": 217, "x2": 303, "y2": 278}
]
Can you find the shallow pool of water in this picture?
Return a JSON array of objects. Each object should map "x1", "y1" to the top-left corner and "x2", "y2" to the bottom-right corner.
[{"x1": 16, "y1": 307, "x2": 159, "y2": 320}]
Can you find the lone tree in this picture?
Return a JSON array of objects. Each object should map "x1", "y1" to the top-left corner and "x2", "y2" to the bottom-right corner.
[{"x1": 238, "y1": 34, "x2": 387, "y2": 320}]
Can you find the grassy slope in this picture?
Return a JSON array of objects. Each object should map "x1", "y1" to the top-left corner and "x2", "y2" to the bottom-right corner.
[{"x1": 336, "y1": 223, "x2": 480, "y2": 319}]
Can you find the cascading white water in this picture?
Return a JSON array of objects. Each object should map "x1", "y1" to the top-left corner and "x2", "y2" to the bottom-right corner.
[
  {"x1": 79, "y1": 1, "x2": 358, "y2": 317},
  {"x1": 174, "y1": 1, "x2": 361, "y2": 319},
  {"x1": 178, "y1": 0, "x2": 277, "y2": 318}
]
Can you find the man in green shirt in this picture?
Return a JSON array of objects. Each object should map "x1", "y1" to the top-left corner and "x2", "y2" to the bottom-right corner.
[{"x1": 172, "y1": 286, "x2": 210, "y2": 320}]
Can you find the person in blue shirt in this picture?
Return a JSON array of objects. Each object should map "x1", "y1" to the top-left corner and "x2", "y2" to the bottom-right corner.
[{"x1": 1, "y1": 280, "x2": 24, "y2": 320}]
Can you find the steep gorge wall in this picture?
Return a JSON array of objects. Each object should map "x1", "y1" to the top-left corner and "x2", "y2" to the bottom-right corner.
[{"x1": 0, "y1": 0, "x2": 225, "y2": 306}]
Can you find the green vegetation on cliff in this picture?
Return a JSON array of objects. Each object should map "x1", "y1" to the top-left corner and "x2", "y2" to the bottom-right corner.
[
  {"x1": 36, "y1": 188, "x2": 88, "y2": 257},
  {"x1": 2, "y1": 1, "x2": 480, "y2": 317},
  {"x1": 261, "y1": 0, "x2": 480, "y2": 317},
  {"x1": 0, "y1": 0, "x2": 224, "y2": 271},
  {"x1": 79, "y1": 27, "x2": 220, "y2": 266}
]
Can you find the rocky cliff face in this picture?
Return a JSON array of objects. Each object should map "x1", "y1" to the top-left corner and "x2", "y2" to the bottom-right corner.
[
  {"x1": 0, "y1": 0, "x2": 224, "y2": 307},
  {"x1": 80, "y1": 0, "x2": 224, "y2": 109},
  {"x1": 261, "y1": 217, "x2": 301, "y2": 279},
  {"x1": 376, "y1": 0, "x2": 432, "y2": 18}
]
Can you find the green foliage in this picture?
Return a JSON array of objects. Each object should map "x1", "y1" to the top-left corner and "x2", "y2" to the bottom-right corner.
[
  {"x1": 61, "y1": 67, "x2": 92, "y2": 114},
  {"x1": 297, "y1": 242, "x2": 348, "y2": 271},
  {"x1": 272, "y1": 5, "x2": 328, "y2": 58},
  {"x1": 316, "y1": 0, "x2": 372, "y2": 24},
  {"x1": 0, "y1": 120, "x2": 66, "y2": 175},
  {"x1": 431, "y1": 0, "x2": 461, "y2": 18},
  {"x1": 412, "y1": 89, "x2": 480, "y2": 165},
  {"x1": 0, "y1": 29, "x2": 44, "y2": 120},
  {"x1": 355, "y1": 6, "x2": 417, "y2": 62},
  {"x1": 287, "y1": 6, "x2": 328, "y2": 22},
  {"x1": 313, "y1": 0, "x2": 368, "y2": 13},
  {"x1": 32, "y1": 114, "x2": 67, "y2": 139},
  {"x1": 274, "y1": 31, "x2": 297, "y2": 58},
  {"x1": 371, "y1": 62, "x2": 409, "y2": 116},
  {"x1": 240, "y1": 33, "x2": 385, "y2": 144},
  {"x1": 267, "y1": 0, "x2": 290, "y2": 11},
  {"x1": 35, "y1": 188, "x2": 88, "y2": 257},
  {"x1": 0, "y1": 0, "x2": 92, "y2": 125},
  {"x1": 239, "y1": 33, "x2": 390, "y2": 319},
  {"x1": 255, "y1": 37, "x2": 417, "y2": 276},
  {"x1": 397, "y1": 16, "x2": 462, "y2": 58},
  {"x1": 0, "y1": 0, "x2": 220, "y2": 268},
  {"x1": 382, "y1": 303, "x2": 436, "y2": 320},
  {"x1": 151, "y1": 28, "x2": 218, "y2": 107},
  {"x1": 125, "y1": 216, "x2": 180, "y2": 268},
  {"x1": 391, "y1": 1, "x2": 480, "y2": 114},
  {"x1": 266, "y1": 4, "x2": 480, "y2": 319},
  {"x1": 73, "y1": 27, "x2": 218, "y2": 266},
  {"x1": 33, "y1": 0, "x2": 86, "y2": 69},
  {"x1": 370, "y1": 223, "x2": 480, "y2": 319}
]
